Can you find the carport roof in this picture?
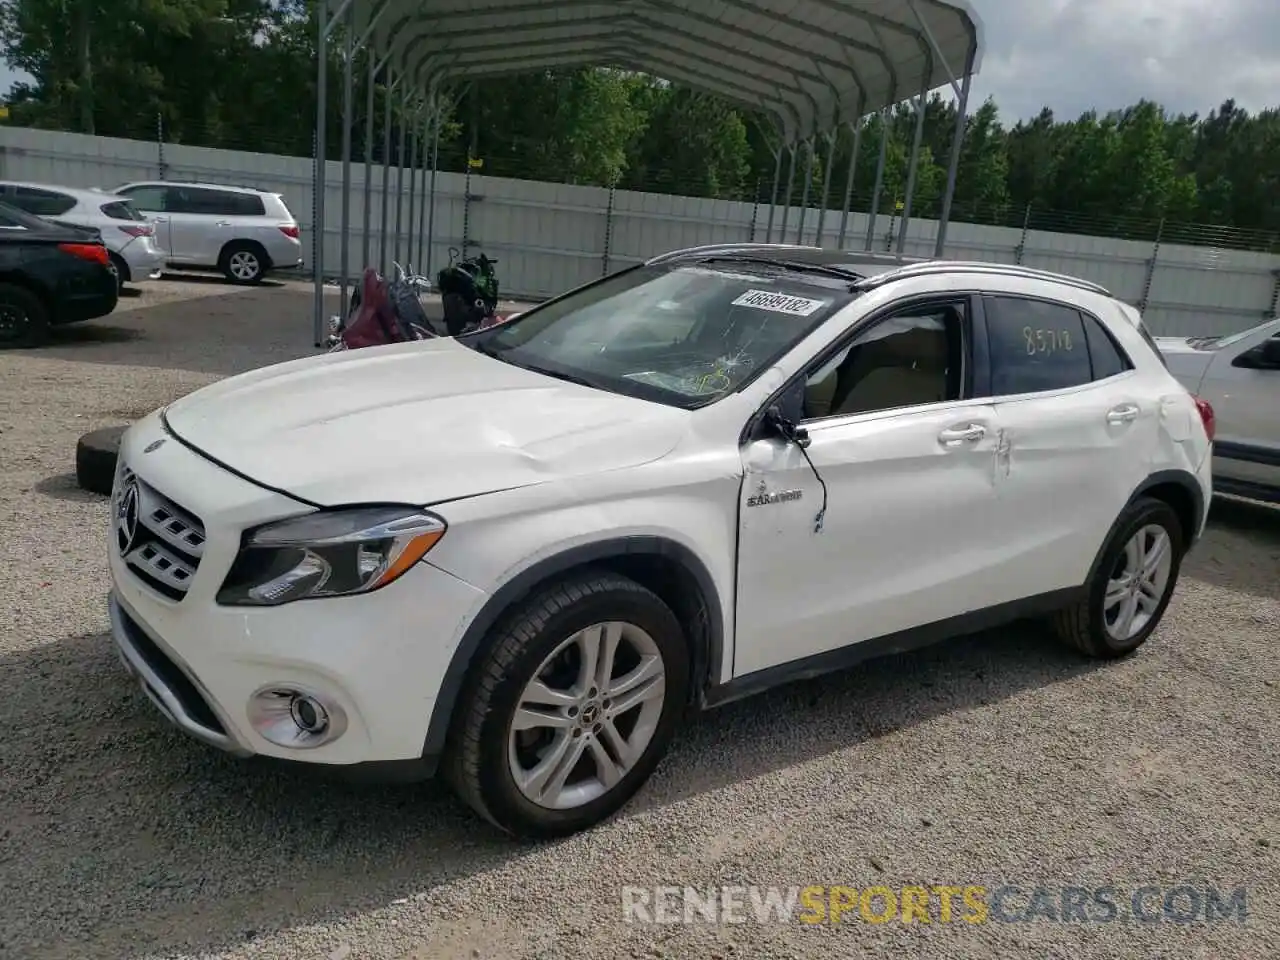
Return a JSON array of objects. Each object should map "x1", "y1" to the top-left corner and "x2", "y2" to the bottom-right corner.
[{"x1": 334, "y1": 0, "x2": 985, "y2": 143}]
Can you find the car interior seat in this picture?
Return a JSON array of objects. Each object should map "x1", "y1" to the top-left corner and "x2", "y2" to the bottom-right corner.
[{"x1": 807, "y1": 312, "x2": 954, "y2": 418}]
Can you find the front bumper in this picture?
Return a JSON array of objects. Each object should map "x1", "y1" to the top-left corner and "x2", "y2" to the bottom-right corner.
[{"x1": 107, "y1": 413, "x2": 487, "y2": 772}]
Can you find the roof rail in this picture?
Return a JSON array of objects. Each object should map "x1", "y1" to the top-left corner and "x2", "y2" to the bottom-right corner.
[
  {"x1": 645, "y1": 242, "x2": 822, "y2": 266},
  {"x1": 854, "y1": 260, "x2": 1112, "y2": 297}
]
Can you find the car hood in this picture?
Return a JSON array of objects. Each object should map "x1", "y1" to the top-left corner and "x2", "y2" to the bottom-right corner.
[{"x1": 162, "y1": 338, "x2": 690, "y2": 507}]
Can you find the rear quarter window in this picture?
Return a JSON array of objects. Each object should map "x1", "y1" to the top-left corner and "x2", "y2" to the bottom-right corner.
[
  {"x1": 99, "y1": 200, "x2": 145, "y2": 221},
  {"x1": 1080, "y1": 311, "x2": 1134, "y2": 379}
]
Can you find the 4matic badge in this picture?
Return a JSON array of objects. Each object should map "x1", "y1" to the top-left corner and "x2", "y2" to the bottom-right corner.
[{"x1": 746, "y1": 479, "x2": 803, "y2": 508}]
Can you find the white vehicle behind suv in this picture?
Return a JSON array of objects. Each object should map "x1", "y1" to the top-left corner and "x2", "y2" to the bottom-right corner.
[
  {"x1": 106, "y1": 245, "x2": 1214, "y2": 839},
  {"x1": 1155, "y1": 317, "x2": 1280, "y2": 504},
  {"x1": 0, "y1": 181, "x2": 165, "y2": 291},
  {"x1": 112, "y1": 181, "x2": 302, "y2": 284}
]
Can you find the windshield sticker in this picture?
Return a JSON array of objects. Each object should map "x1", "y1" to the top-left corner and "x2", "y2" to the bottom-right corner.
[{"x1": 730, "y1": 289, "x2": 829, "y2": 317}]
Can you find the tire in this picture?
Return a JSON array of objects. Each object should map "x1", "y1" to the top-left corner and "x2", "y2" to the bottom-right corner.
[
  {"x1": 219, "y1": 242, "x2": 266, "y2": 285},
  {"x1": 76, "y1": 425, "x2": 127, "y2": 495},
  {"x1": 1052, "y1": 497, "x2": 1185, "y2": 658},
  {"x1": 108, "y1": 252, "x2": 129, "y2": 293},
  {"x1": 445, "y1": 570, "x2": 690, "y2": 839},
  {"x1": 0, "y1": 282, "x2": 51, "y2": 349}
]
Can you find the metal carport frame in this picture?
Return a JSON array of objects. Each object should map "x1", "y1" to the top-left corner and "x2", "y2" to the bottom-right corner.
[{"x1": 312, "y1": 0, "x2": 984, "y2": 345}]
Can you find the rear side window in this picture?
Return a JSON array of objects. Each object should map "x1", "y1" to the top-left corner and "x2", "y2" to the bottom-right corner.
[
  {"x1": 984, "y1": 296, "x2": 1093, "y2": 394},
  {"x1": 3, "y1": 185, "x2": 77, "y2": 216},
  {"x1": 99, "y1": 200, "x2": 145, "y2": 221},
  {"x1": 175, "y1": 189, "x2": 264, "y2": 216}
]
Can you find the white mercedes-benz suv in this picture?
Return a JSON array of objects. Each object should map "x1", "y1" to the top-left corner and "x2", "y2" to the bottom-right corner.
[{"x1": 107, "y1": 244, "x2": 1215, "y2": 838}]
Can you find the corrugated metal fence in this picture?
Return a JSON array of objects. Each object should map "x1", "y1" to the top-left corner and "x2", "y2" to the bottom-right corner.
[{"x1": 2, "y1": 126, "x2": 1277, "y2": 337}]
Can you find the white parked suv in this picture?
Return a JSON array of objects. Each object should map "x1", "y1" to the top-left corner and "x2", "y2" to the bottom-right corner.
[
  {"x1": 112, "y1": 181, "x2": 302, "y2": 284},
  {"x1": 1155, "y1": 317, "x2": 1280, "y2": 504},
  {"x1": 0, "y1": 181, "x2": 165, "y2": 291},
  {"x1": 106, "y1": 244, "x2": 1214, "y2": 838}
]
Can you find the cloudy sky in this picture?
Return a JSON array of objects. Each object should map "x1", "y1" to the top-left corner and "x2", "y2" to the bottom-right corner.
[{"x1": 1, "y1": 0, "x2": 1276, "y2": 123}]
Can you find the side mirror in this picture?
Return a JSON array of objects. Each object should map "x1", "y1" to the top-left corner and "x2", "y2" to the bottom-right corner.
[{"x1": 765, "y1": 406, "x2": 811, "y2": 448}]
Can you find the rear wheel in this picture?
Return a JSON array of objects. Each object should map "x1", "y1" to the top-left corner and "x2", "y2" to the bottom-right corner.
[
  {"x1": 1052, "y1": 497, "x2": 1184, "y2": 658},
  {"x1": 445, "y1": 570, "x2": 689, "y2": 839},
  {"x1": 108, "y1": 252, "x2": 129, "y2": 293},
  {"x1": 219, "y1": 242, "x2": 266, "y2": 285},
  {"x1": 0, "y1": 282, "x2": 50, "y2": 349}
]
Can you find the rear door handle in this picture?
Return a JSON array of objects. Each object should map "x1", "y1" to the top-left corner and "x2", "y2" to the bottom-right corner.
[
  {"x1": 214, "y1": 220, "x2": 230, "y2": 227},
  {"x1": 151, "y1": 217, "x2": 168, "y2": 223},
  {"x1": 938, "y1": 423, "x2": 986, "y2": 446},
  {"x1": 1107, "y1": 403, "x2": 1140, "y2": 425}
]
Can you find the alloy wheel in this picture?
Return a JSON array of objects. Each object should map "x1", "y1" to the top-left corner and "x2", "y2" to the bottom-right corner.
[
  {"x1": 228, "y1": 251, "x2": 260, "y2": 281},
  {"x1": 508, "y1": 621, "x2": 666, "y2": 811},
  {"x1": 0, "y1": 303, "x2": 27, "y2": 343},
  {"x1": 1103, "y1": 523, "x2": 1174, "y2": 642}
]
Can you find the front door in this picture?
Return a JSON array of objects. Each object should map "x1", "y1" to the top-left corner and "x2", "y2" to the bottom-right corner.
[
  {"x1": 732, "y1": 296, "x2": 1004, "y2": 679},
  {"x1": 117, "y1": 185, "x2": 172, "y2": 257}
]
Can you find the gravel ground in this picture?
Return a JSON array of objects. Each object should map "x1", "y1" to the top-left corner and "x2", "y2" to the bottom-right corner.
[{"x1": 0, "y1": 276, "x2": 1277, "y2": 960}]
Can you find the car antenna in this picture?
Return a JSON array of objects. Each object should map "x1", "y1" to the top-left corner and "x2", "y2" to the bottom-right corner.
[{"x1": 765, "y1": 406, "x2": 828, "y2": 533}]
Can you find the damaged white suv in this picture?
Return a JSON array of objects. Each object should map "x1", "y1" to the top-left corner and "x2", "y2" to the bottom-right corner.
[{"x1": 107, "y1": 244, "x2": 1214, "y2": 838}]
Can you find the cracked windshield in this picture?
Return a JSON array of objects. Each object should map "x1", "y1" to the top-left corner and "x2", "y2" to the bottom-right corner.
[{"x1": 471, "y1": 264, "x2": 851, "y2": 407}]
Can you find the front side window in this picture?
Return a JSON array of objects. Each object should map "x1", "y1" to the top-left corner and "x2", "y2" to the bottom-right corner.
[
  {"x1": 984, "y1": 296, "x2": 1093, "y2": 395},
  {"x1": 118, "y1": 185, "x2": 168, "y2": 212},
  {"x1": 801, "y1": 301, "x2": 966, "y2": 420},
  {"x1": 467, "y1": 263, "x2": 852, "y2": 409}
]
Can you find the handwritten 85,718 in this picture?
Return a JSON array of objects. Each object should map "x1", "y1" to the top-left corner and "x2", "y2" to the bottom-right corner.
[{"x1": 1023, "y1": 326, "x2": 1074, "y2": 355}]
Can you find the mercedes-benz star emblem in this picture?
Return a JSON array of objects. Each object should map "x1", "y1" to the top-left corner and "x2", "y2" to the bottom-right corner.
[{"x1": 116, "y1": 480, "x2": 140, "y2": 554}]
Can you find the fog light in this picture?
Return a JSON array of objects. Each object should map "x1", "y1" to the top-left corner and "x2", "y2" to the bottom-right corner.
[{"x1": 247, "y1": 685, "x2": 348, "y2": 749}]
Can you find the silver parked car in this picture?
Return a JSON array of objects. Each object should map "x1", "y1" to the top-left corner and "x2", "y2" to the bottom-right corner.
[
  {"x1": 1156, "y1": 317, "x2": 1280, "y2": 504},
  {"x1": 112, "y1": 181, "x2": 302, "y2": 285},
  {"x1": 0, "y1": 181, "x2": 165, "y2": 291}
]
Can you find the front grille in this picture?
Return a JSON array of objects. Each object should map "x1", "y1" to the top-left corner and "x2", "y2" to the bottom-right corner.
[{"x1": 113, "y1": 465, "x2": 206, "y2": 601}]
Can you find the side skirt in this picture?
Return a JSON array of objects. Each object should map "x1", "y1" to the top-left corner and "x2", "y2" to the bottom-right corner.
[{"x1": 702, "y1": 586, "x2": 1086, "y2": 710}]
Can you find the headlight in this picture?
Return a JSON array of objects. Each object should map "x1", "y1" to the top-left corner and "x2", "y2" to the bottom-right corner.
[{"x1": 216, "y1": 506, "x2": 446, "y2": 607}]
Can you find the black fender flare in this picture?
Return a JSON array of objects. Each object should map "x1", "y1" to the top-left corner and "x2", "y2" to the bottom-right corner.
[
  {"x1": 1083, "y1": 468, "x2": 1206, "y2": 589},
  {"x1": 420, "y1": 536, "x2": 726, "y2": 764}
]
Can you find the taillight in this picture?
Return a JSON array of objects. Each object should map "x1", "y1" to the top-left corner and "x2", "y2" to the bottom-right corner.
[
  {"x1": 118, "y1": 224, "x2": 153, "y2": 237},
  {"x1": 58, "y1": 242, "x2": 110, "y2": 265},
  {"x1": 278, "y1": 225, "x2": 300, "y2": 239},
  {"x1": 1192, "y1": 395, "x2": 1215, "y2": 443}
]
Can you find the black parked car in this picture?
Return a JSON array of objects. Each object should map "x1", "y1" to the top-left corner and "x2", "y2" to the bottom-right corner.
[{"x1": 0, "y1": 200, "x2": 119, "y2": 347}]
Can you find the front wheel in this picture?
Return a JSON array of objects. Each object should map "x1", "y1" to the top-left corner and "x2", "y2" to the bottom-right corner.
[
  {"x1": 1052, "y1": 497, "x2": 1185, "y2": 658},
  {"x1": 445, "y1": 570, "x2": 689, "y2": 838}
]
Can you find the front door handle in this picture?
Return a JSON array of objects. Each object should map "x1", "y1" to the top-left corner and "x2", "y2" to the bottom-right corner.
[
  {"x1": 938, "y1": 423, "x2": 986, "y2": 446},
  {"x1": 213, "y1": 220, "x2": 230, "y2": 227},
  {"x1": 1106, "y1": 403, "x2": 1140, "y2": 425}
]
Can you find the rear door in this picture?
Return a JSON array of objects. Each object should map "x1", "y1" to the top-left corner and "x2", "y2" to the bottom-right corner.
[{"x1": 977, "y1": 294, "x2": 1151, "y2": 599}]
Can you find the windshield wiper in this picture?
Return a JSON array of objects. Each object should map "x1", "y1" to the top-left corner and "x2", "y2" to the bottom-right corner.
[{"x1": 694, "y1": 255, "x2": 865, "y2": 284}]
